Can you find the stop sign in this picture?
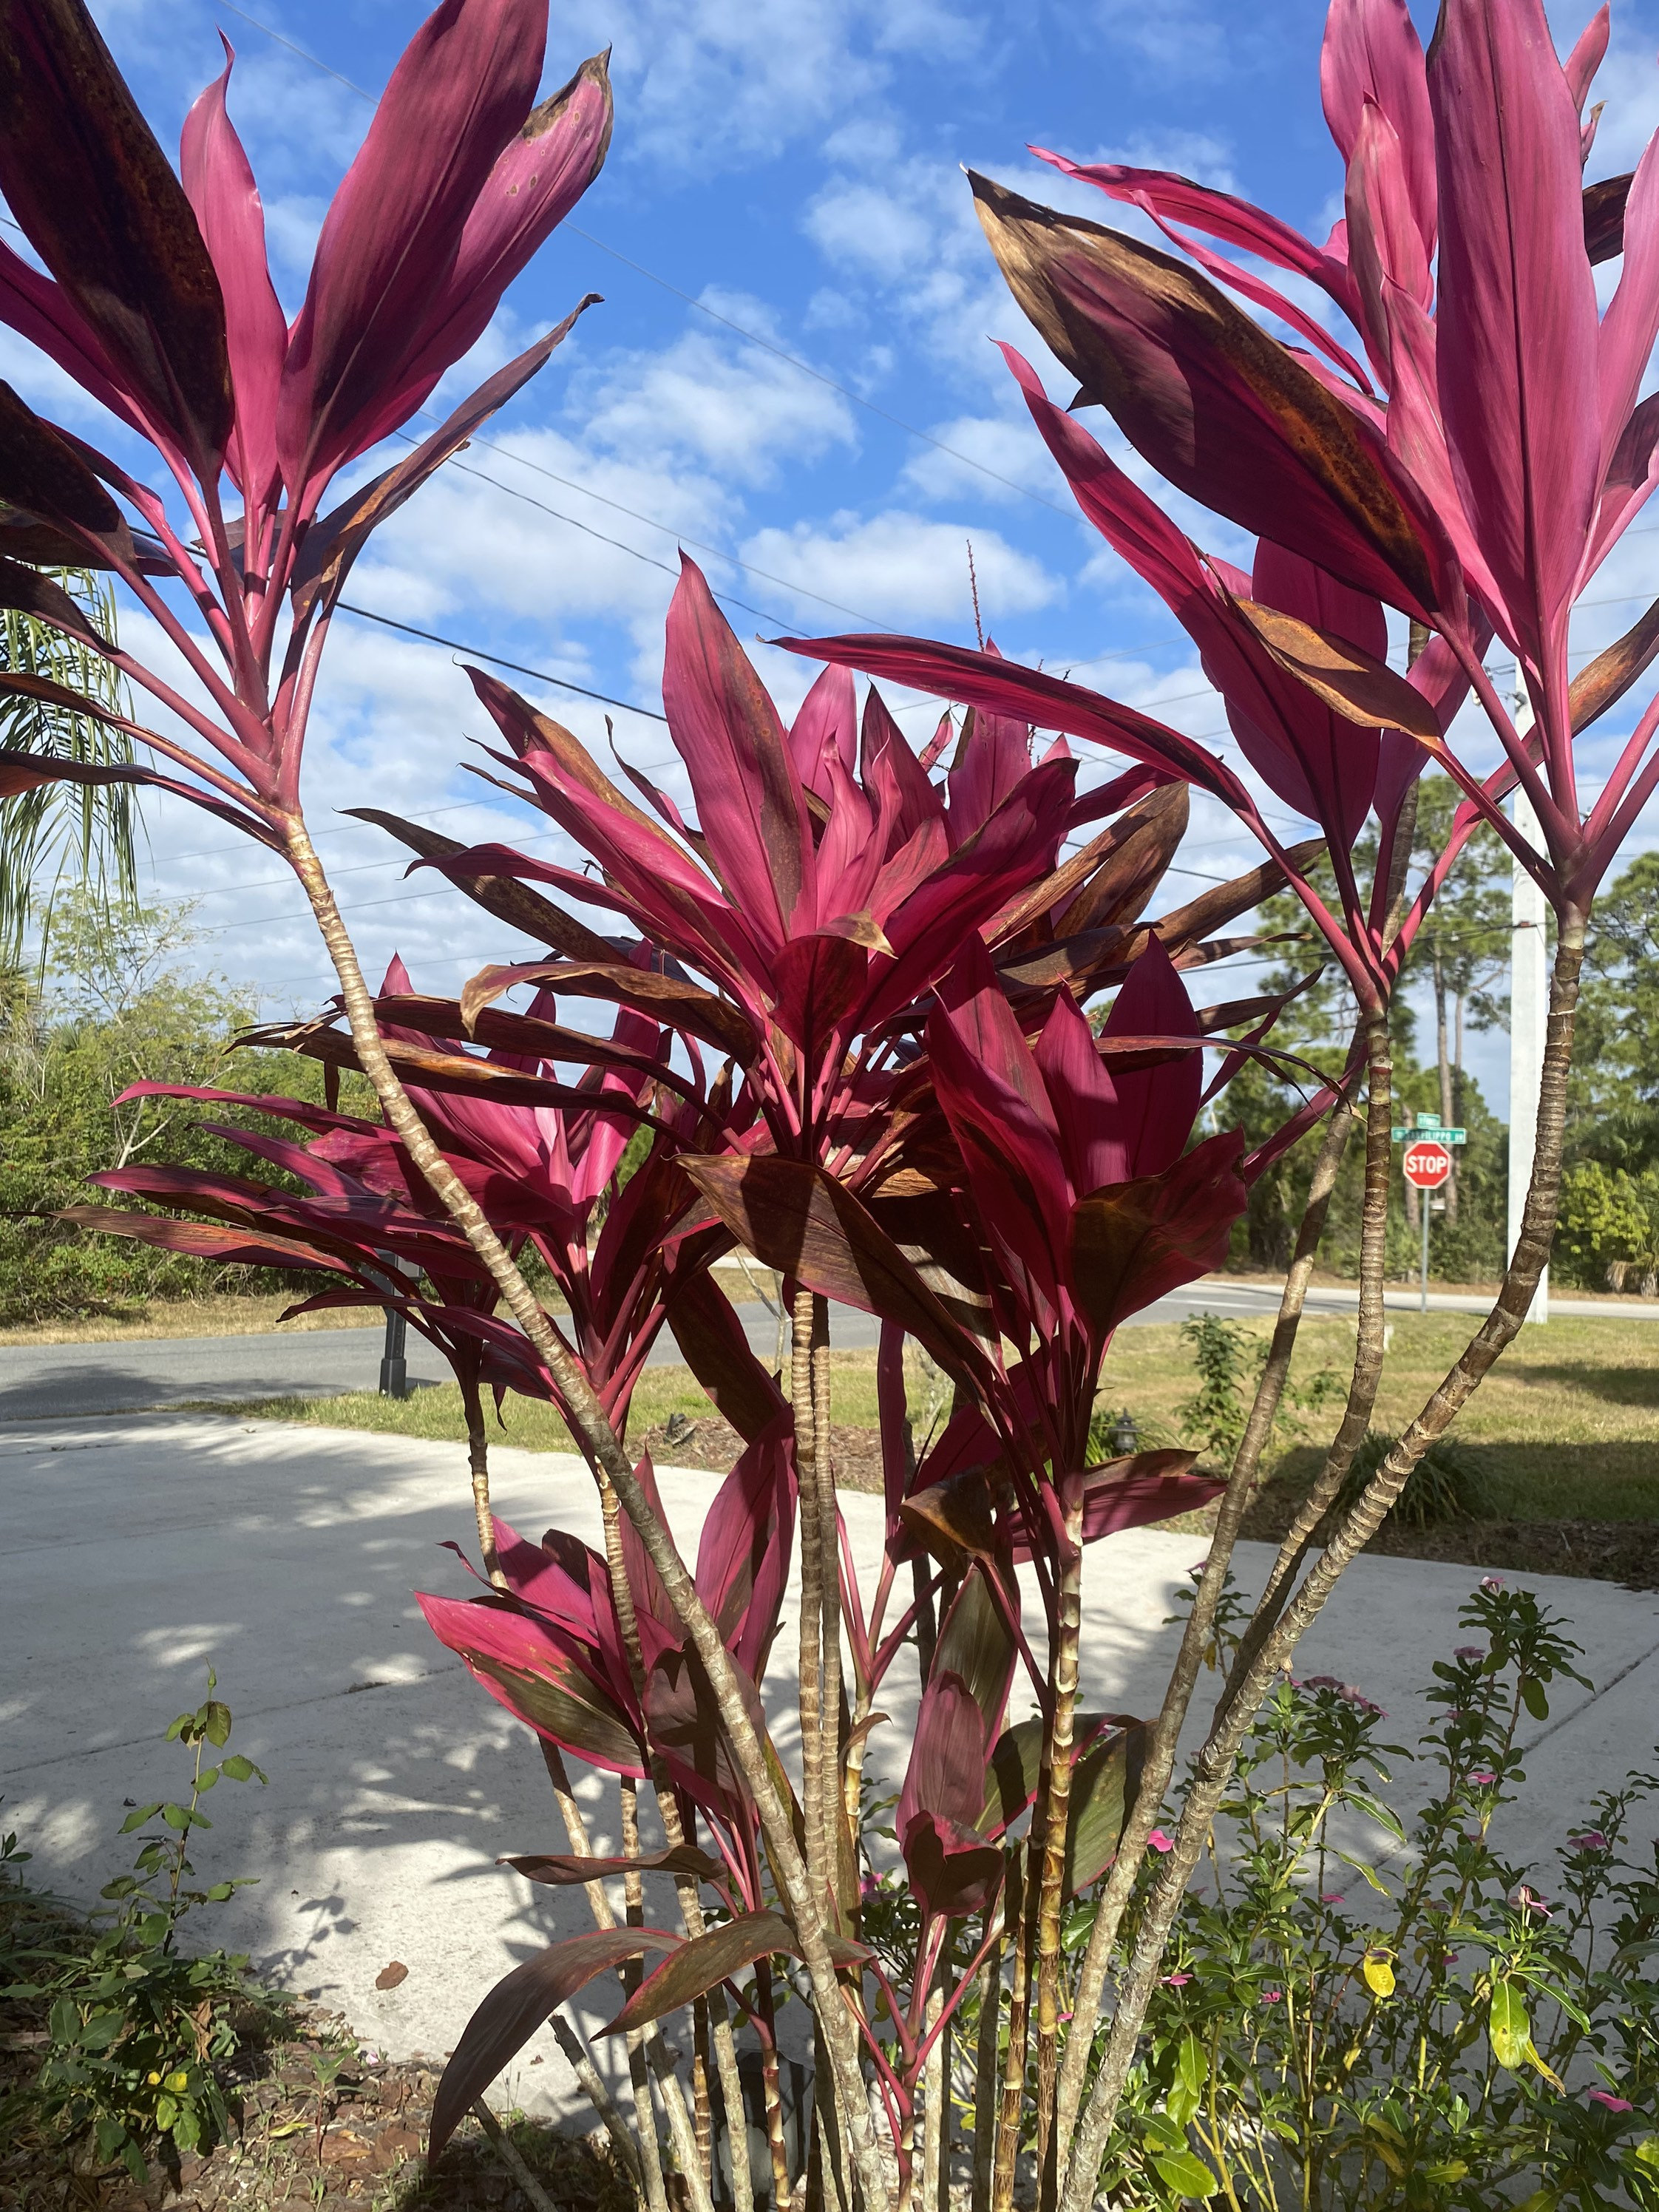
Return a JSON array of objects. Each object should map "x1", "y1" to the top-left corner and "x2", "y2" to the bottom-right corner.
[{"x1": 1403, "y1": 1139, "x2": 1453, "y2": 1189}]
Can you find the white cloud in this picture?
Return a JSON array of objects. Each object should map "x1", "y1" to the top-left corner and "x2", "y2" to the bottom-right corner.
[
  {"x1": 739, "y1": 510, "x2": 1059, "y2": 632},
  {"x1": 901, "y1": 410, "x2": 1062, "y2": 505},
  {"x1": 804, "y1": 181, "x2": 942, "y2": 282},
  {"x1": 552, "y1": 0, "x2": 983, "y2": 170},
  {"x1": 1090, "y1": 0, "x2": 1236, "y2": 80},
  {"x1": 571, "y1": 305, "x2": 857, "y2": 486}
]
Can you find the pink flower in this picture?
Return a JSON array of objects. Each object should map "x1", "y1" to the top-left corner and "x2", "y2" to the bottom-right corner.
[
  {"x1": 1480, "y1": 1576, "x2": 1505, "y2": 1594},
  {"x1": 1147, "y1": 1829, "x2": 1175, "y2": 1853},
  {"x1": 1587, "y1": 2091, "x2": 1633, "y2": 2114},
  {"x1": 1320, "y1": 1892, "x2": 1346, "y2": 1905},
  {"x1": 1260, "y1": 1988, "x2": 1283, "y2": 2004},
  {"x1": 1569, "y1": 1831, "x2": 1608, "y2": 1853},
  {"x1": 1454, "y1": 1646, "x2": 1485, "y2": 1661},
  {"x1": 1515, "y1": 1886, "x2": 1553, "y2": 1919},
  {"x1": 1470, "y1": 1770, "x2": 1497, "y2": 1786},
  {"x1": 1162, "y1": 1972, "x2": 1192, "y2": 1987}
]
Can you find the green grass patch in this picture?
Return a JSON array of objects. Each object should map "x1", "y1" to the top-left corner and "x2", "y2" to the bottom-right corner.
[{"x1": 194, "y1": 1313, "x2": 1659, "y2": 1527}]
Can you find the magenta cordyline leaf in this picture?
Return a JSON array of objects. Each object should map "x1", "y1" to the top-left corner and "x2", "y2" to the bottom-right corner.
[
  {"x1": 1430, "y1": 0, "x2": 1601, "y2": 682},
  {"x1": 1031, "y1": 146, "x2": 1366, "y2": 370},
  {"x1": 778, "y1": 631, "x2": 1254, "y2": 815},
  {"x1": 898, "y1": 1676, "x2": 1005, "y2": 1920},
  {"x1": 1056, "y1": 158, "x2": 1378, "y2": 396},
  {"x1": 1564, "y1": 5, "x2": 1611, "y2": 112},
  {"x1": 788, "y1": 662, "x2": 858, "y2": 803},
  {"x1": 370, "y1": 50, "x2": 611, "y2": 432},
  {"x1": 493, "y1": 713, "x2": 776, "y2": 1000},
  {"x1": 0, "y1": 0, "x2": 611, "y2": 860},
  {"x1": 692, "y1": 1418, "x2": 798, "y2": 1683},
  {"x1": 662, "y1": 556, "x2": 812, "y2": 951},
  {"x1": 373, "y1": 954, "x2": 558, "y2": 1187},
  {"x1": 1322, "y1": 0, "x2": 1437, "y2": 254},
  {"x1": 929, "y1": 943, "x2": 1071, "y2": 1316},
  {"x1": 1031, "y1": 990, "x2": 1123, "y2": 1204},
  {"x1": 180, "y1": 42, "x2": 285, "y2": 512},
  {"x1": 0, "y1": 0, "x2": 233, "y2": 479},
  {"x1": 862, "y1": 685, "x2": 944, "y2": 845},
  {"x1": 947, "y1": 651, "x2": 1034, "y2": 847},
  {"x1": 1233, "y1": 540, "x2": 1384, "y2": 851},
  {"x1": 1069, "y1": 1130, "x2": 1251, "y2": 1340},
  {"x1": 1594, "y1": 128, "x2": 1659, "y2": 503},
  {"x1": 416, "y1": 1582, "x2": 645, "y2": 1774},
  {"x1": 1087, "y1": 934, "x2": 1203, "y2": 1179},
  {"x1": 1343, "y1": 99, "x2": 1434, "y2": 371},
  {"x1": 860, "y1": 761, "x2": 1075, "y2": 1028},
  {"x1": 997, "y1": 342, "x2": 1388, "y2": 855},
  {"x1": 0, "y1": 242, "x2": 149, "y2": 445},
  {"x1": 278, "y1": 0, "x2": 547, "y2": 503},
  {"x1": 1015, "y1": 1459, "x2": 1224, "y2": 1555},
  {"x1": 963, "y1": 171, "x2": 1453, "y2": 623}
]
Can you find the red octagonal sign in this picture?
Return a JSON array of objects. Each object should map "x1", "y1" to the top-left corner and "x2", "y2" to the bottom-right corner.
[{"x1": 1403, "y1": 1139, "x2": 1453, "y2": 1190}]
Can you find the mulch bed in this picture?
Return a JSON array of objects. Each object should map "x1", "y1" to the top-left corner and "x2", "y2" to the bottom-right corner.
[
  {"x1": 1, "y1": 1993, "x2": 631, "y2": 2212},
  {"x1": 1238, "y1": 1482, "x2": 1659, "y2": 1591},
  {"x1": 638, "y1": 1417, "x2": 886, "y2": 1495}
]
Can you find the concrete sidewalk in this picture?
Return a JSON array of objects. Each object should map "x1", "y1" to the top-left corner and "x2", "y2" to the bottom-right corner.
[{"x1": 4, "y1": 1414, "x2": 1655, "y2": 2126}]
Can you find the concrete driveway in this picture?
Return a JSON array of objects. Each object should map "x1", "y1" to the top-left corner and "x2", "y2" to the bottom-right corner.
[{"x1": 4, "y1": 1413, "x2": 1655, "y2": 2128}]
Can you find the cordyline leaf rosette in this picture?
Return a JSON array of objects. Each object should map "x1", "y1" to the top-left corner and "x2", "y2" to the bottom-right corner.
[
  {"x1": 0, "y1": 0, "x2": 611, "y2": 843},
  {"x1": 425, "y1": 554, "x2": 1107, "y2": 1161},
  {"x1": 246, "y1": 951, "x2": 794, "y2": 1443},
  {"x1": 57, "y1": 1076, "x2": 559, "y2": 1398},
  {"x1": 783, "y1": 0, "x2": 1659, "y2": 963},
  {"x1": 339, "y1": 563, "x2": 1304, "y2": 2199}
]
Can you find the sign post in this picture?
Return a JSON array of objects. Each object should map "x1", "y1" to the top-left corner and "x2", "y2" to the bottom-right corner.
[{"x1": 1402, "y1": 1137, "x2": 1454, "y2": 1311}]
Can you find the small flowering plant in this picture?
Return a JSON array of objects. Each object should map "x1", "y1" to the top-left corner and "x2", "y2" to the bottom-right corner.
[{"x1": 1080, "y1": 1580, "x2": 1659, "y2": 2212}]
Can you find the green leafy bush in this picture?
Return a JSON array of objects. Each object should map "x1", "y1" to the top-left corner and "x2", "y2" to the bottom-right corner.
[
  {"x1": 1555, "y1": 1161, "x2": 1659, "y2": 1294},
  {"x1": 1084, "y1": 1578, "x2": 1658, "y2": 2209},
  {"x1": 0, "y1": 892, "x2": 367, "y2": 1322},
  {"x1": 0, "y1": 1673, "x2": 276, "y2": 2185},
  {"x1": 1175, "y1": 1314, "x2": 1343, "y2": 1473},
  {"x1": 1334, "y1": 1428, "x2": 1491, "y2": 1530}
]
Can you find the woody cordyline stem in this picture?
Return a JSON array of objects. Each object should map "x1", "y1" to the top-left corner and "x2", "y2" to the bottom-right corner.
[
  {"x1": 812, "y1": 1295, "x2": 844, "y2": 1906},
  {"x1": 1031, "y1": 1486, "x2": 1085, "y2": 2177},
  {"x1": 793, "y1": 1286, "x2": 831, "y2": 1924},
  {"x1": 1049, "y1": 1056, "x2": 1364, "y2": 2176},
  {"x1": 1049, "y1": 773, "x2": 1417, "y2": 2188},
  {"x1": 286, "y1": 821, "x2": 890, "y2": 2212},
  {"x1": 1056, "y1": 923, "x2": 1586, "y2": 2212}
]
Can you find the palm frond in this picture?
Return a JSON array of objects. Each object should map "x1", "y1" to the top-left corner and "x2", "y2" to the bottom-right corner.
[{"x1": 0, "y1": 570, "x2": 139, "y2": 963}]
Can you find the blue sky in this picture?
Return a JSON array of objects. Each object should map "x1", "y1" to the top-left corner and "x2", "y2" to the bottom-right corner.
[{"x1": 8, "y1": 0, "x2": 1659, "y2": 1114}]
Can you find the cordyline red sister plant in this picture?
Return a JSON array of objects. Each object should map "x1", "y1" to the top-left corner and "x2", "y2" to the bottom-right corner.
[{"x1": 6, "y1": 0, "x2": 1659, "y2": 2205}]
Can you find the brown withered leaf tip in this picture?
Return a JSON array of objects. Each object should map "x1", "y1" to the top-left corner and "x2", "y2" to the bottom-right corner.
[{"x1": 374, "y1": 1960, "x2": 410, "y2": 1990}]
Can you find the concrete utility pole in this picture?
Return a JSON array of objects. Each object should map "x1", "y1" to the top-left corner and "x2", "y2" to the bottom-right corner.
[{"x1": 1508, "y1": 673, "x2": 1549, "y2": 1323}]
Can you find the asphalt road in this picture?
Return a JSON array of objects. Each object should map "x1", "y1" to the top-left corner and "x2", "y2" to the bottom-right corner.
[{"x1": 1, "y1": 1278, "x2": 1651, "y2": 1422}]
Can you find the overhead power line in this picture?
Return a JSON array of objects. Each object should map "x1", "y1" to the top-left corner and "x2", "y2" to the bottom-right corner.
[{"x1": 336, "y1": 602, "x2": 669, "y2": 722}]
